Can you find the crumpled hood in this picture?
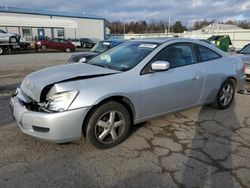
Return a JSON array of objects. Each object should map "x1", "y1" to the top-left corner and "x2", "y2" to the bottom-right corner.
[{"x1": 21, "y1": 63, "x2": 120, "y2": 102}]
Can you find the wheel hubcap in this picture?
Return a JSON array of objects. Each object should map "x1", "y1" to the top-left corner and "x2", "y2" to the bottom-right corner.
[
  {"x1": 95, "y1": 111, "x2": 125, "y2": 144},
  {"x1": 220, "y1": 84, "x2": 233, "y2": 106},
  {"x1": 10, "y1": 37, "x2": 16, "y2": 42}
]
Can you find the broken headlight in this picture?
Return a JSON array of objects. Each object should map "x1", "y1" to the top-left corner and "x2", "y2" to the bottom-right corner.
[{"x1": 45, "y1": 91, "x2": 78, "y2": 112}]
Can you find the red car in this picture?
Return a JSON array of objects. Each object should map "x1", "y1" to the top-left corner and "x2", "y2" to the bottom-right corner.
[{"x1": 36, "y1": 38, "x2": 75, "y2": 52}]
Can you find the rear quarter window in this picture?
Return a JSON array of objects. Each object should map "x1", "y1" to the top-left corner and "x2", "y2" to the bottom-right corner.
[{"x1": 197, "y1": 45, "x2": 222, "y2": 62}]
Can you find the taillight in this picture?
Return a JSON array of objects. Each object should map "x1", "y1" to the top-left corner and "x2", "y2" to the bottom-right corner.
[{"x1": 242, "y1": 64, "x2": 246, "y2": 73}]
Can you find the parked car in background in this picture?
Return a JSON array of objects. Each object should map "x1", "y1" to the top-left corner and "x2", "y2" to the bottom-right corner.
[
  {"x1": 68, "y1": 39, "x2": 124, "y2": 63},
  {"x1": 0, "y1": 29, "x2": 21, "y2": 43},
  {"x1": 10, "y1": 38, "x2": 246, "y2": 149},
  {"x1": 80, "y1": 38, "x2": 95, "y2": 48},
  {"x1": 36, "y1": 38, "x2": 75, "y2": 52},
  {"x1": 71, "y1": 39, "x2": 82, "y2": 48},
  {"x1": 236, "y1": 43, "x2": 250, "y2": 80}
]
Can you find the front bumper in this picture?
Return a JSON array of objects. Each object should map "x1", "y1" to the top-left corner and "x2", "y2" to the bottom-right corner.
[{"x1": 10, "y1": 96, "x2": 90, "y2": 143}]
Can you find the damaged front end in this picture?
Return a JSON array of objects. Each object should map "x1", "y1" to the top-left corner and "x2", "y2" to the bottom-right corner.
[
  {"x1": 10, "y1": 86, "x2": 89, "y2": 143},
  {"x1": 13, "y1": 85, "x2": 79, "y2": 114},
  {"x1": 13, "y1": 87, "x2": 49, "y2": 113}
]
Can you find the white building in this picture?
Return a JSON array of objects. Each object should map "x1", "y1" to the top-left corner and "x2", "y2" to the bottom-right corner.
[
  {"x1": 0, "y1": 6, "x2": 106, "y2": 42},
  {"x1": 190, "y1": 23, "x2": 243, "y2": 34}
]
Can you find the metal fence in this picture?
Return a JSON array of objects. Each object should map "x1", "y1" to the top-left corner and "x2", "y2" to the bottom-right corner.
[{"x1": 109, "y1": 29, "x2": 250, "y2": 49}]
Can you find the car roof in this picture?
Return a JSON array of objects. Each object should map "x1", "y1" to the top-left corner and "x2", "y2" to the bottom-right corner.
[
  {"x1": 130, "y1": 38, "x2": 174, "y2": 44},
  {"x1": 124, "y1": 38, "x2": 227, "y2": 57},
  {"x1": 102, "y1": 39, "x2": 124, "y2": 43},
  {"x1": 130, "y1": 37, "x2": 211, "y2": 44}
]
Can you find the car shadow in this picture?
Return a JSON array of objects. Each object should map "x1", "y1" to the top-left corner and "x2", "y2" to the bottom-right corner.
[
  {"x1": 180, "y1": 103, "x2": 238, "y2": 187},
  {"x1": 0, "y1": 83, "x2": 19, "y2": 127},
  {"x1": 128, "y1": 121, "x2": 148, "y2": 138},
  {"x1": 0, "y1": 95, "x2": 14, "y2": 127}
]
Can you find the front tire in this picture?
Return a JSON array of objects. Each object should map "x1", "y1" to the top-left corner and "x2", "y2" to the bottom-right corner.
[
  {"x1": 0, "y1": 46, "x2": 4, "y2": 55},
  {"x1": 9, "y1": 36, "x2": 17, "y2": 43},
  {"x1": 212, "y1": 79, "x2": 235, "y2": 110},
  {"x1": 86, "y1": 101, "x2": 131, "y2": 149},
  {"x1": 41, "y1": 45, "x2": 47, "y2": 51}
]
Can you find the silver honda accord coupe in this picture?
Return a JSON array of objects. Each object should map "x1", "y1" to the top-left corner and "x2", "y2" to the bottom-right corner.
[{"x1": 10, "y1": 38, "x2": 246, "y2": 148}]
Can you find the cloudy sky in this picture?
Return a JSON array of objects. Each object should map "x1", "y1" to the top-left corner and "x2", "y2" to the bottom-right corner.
[{"x1": 1, "y1": 0, "x2": 250, "y2": 25}]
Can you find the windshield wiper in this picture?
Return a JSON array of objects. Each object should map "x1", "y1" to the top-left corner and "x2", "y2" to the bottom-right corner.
[
  {"x1": 91, "y1": 63, "x2": 110, "y2": 69},
  {"x1": 90, "y1": 63, "x2": 120, "y2": 71}
]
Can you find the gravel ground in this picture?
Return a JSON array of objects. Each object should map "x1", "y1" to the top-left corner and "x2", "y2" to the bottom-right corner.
[{"x1": 0, "y1": 53, "x2": 250, "y2": 188}]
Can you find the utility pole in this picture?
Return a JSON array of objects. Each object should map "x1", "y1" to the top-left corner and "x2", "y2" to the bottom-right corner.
[
  {"x1": 168, "y1": 12, "x2": 171, "y2": 36},
  {"x1": 123, "y1": 22, "x2": 126, "y2": 34}
]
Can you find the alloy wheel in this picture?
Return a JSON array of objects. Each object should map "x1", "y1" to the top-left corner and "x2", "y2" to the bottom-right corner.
[
  {"x1": 220, "y1": 84, "x2": 233, "y2": 106},
  {"x1": 95, "y1": 111, "x2": 126, "y2": 144}
]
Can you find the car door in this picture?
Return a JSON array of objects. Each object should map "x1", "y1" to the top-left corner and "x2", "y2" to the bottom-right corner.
[
  {"x1": 195, "y1": 44, "x2": 225, "y2": 103},
  {"x1": 60, "y1": 39, "x2": 70, "y2": 50},
  {"x1": 0, "y1": 29, "x2": 8, "y2": 41},
  {"x1": 49, "y1": 39, "x2": 60, "y2": 50},
  {"x1": 139, "y1": 43, "x2": 205, "y2": 118}
]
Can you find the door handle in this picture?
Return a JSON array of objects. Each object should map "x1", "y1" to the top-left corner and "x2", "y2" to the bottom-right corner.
[
  {"x1": 192, "y1": 76, "x2": 200, "y2": 80},
  {"x1": 192, "y1": 72, "x2": 202, "y2": 80}
]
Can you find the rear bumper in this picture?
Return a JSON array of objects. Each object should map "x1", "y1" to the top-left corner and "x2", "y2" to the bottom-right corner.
[
  {"x1": 10, "y1": 96, "x2": 89, "y2": 143},
  {"x1": 237, "y1": 74, "x2": 247, "y2": 91},
  {"x1": 246, "y1": 74, "x2": 250, "y2": 80},
  {"x1": 245, "y1": 64, "x2": 250, "y2": 80}
]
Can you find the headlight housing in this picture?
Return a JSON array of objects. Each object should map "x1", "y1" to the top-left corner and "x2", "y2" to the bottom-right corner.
[{"x1": 45, "y1": 91, "x2": 78, "y2": 112}]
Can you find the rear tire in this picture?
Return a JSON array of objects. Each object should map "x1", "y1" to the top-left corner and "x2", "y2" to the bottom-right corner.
[
  {"x1": 86, "y1": 101, "x2": 131, "y2": 149},
  {"x1": 211, "y1": 79, "x2": 235, "y2": 110},
  {"x1": 65, "y1": 48, "x2": 71, "y2": 53}
]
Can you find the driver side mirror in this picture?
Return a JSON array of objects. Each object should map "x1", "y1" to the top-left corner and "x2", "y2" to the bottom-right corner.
[{"x1": 151, "y1": 61, "x2": 170, "y2": 71}]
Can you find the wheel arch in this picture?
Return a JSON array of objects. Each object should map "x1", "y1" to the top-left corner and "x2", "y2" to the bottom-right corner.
[
  {"x1": 82, "y1": 95, "x2": 136, "y2": 137},
  {"x1": 41, "y1": 44, "x2": 48, "y2": 48},
  {"x1": 225, "y1": 76, "x2": 237, "y2": 88}
]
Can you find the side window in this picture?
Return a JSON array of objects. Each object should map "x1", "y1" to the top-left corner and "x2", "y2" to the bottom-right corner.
[
  {"x1": 60, "y1": 39, "x2": 69, "y2": 44},
  {"x1": 240, "y1": 45, "x2": 250, "y2": 54},
  {"x1": 86, "y1": 39, "x2": 92, "y2": 43},
  {"x1": 151, "y1": 43, "x2": 197, "y2": 68},
  {"x1": 51, "y1": 39, "x2": 59, "y2": 43},
  {"x1": 197, "y1": 45, "x2": 221, "y2": 62}
]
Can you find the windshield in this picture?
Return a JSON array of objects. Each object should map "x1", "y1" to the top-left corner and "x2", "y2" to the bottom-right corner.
[
  {"x1": 91, "y1": 41, "x2": 112, "y2": 53},
  {"x1": 88, "y1": 41, "x2": 159, "y2": 71},
  {"x1": 0, "y1": 29, "x2": 7, "y2": 34},
  {"x1": 240, "y1": 45, "x2": 250, "y2": 54}
]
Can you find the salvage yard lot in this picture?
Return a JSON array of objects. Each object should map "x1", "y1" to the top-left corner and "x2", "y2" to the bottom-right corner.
[{"x1": 0, "y1": 53, "x2": 250, "y2": 187}]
